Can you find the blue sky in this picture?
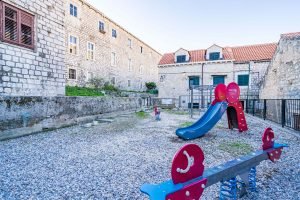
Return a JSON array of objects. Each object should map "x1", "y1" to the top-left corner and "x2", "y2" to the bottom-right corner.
[{"x1": 87, "y1": 0, "x2": 300, "y2": 54}]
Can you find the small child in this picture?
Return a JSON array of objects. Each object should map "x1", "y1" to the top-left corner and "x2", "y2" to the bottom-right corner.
[{"x1": 154, "y1": 105, "x2": 161, "y2": 121}]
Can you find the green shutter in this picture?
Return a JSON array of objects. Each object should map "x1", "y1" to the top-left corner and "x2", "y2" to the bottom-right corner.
[{"x1": 238, "y1": 75, "x2": 249, "y2": 86}]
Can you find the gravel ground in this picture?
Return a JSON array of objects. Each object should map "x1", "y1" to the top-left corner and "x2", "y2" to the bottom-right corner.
[{"x1": 0, "y1": 110, "x2": 299, "y2": 200}]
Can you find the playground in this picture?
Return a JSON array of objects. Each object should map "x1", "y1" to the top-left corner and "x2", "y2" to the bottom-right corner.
[{"x1": 0, "y1": 109, "x2": 299, "y2": 199}]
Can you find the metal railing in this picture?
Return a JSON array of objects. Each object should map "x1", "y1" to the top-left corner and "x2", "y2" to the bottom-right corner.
[{"x1": 244, "y1": 99, "x2": 300, "y2": 131}]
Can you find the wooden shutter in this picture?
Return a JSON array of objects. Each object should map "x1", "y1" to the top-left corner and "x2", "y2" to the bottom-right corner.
[
  {"x1": 3, "y1": 3, "x2": 18, "y2": 44},
  {"x1": 20, "y1": 10, "x2": 34, "y2": 48}
]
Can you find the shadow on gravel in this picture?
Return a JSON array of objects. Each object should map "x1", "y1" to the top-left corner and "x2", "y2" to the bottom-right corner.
[{"x1": 169, "y1": 136, "x2": 186, "y2": 143}]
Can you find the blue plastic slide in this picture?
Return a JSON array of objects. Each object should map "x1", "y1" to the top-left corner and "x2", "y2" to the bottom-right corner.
[{"x1": 176, "y1": 102, "x2": 228, "y2": 140}]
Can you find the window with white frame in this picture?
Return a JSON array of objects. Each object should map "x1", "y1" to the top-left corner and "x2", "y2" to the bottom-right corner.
[
  {"x1": 69, "y1": 68, "x2": 76, "y2": 79},
  {"x1": 99, "y1": 21, "x2": 105, "y2": 33},
  {"x1": 139, "y1": 65, "x2": 143, "y2": 75},
  {"x1": 128, "y1": 38, "x2": 132, "y2": 48},
  {"x1": 87, "y1": 42, "x2": 95, "y2": 60},
  {"x1": 112, "y1": 29, "x2": 117, "y2": 38},
  {"x1": 111, "y1": 52, "x2": 116, "y2": 66},
  {"x1": 69, "y1": 35, "x2": 78, "y2": 55},
  {"x1": 111, "y1": 77, "x2": 116, "y2": 85},
  {"x1": 70, "y1": 4, "x2": 78, "y2": 17},
  {"x1": 87, "y1": 72, "x2": 93, "y2": 81},
  {"x1": 128, "y1": 59, "x2": 132, "y2": 72},
  {"x1": 128, "y1": 80, "x2": 131, "y2": 87}
]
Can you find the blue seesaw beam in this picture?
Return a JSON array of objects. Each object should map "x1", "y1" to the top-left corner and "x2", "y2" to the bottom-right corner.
[{"x1": 140, "y1": 143, "x2": 287, "y2": 200}]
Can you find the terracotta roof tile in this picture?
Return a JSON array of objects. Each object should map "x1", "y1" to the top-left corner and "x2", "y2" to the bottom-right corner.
[
  {"x1": 231, "y1": 43, "x2": 277, "y2": 62},
  {"x1": 159, "y1": 43, "x2": 277, "y2": 65},
  {"x1": 158, "y1": 53, "x2": 175, "y2": 65}
]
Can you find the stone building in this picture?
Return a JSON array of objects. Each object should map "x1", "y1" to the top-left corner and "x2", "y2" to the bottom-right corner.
[
  {"x1": 0, "y1": 0, "x2": 65, "y2": 96},
  {"x1": 158, "y1": 43, "x2": 276, "y2": 106},
  {"x1": 260, "y1": 32, "x2": 300, "y2": 99},
  {"x1": 65, "y1": 0, "x2": 161, "y2": 91}
]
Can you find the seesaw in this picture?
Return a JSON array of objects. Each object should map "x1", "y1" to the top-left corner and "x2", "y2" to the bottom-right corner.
[{"x1": 141, "y1": 128, "x2": 288, "y2": 199}]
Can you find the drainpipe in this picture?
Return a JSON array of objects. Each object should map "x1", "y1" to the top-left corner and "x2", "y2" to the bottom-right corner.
[{"x1": 246, "y1": 61, "x2": 251, "y2": 113}]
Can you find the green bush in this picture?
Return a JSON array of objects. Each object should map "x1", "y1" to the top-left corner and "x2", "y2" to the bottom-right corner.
[
  {"x1": 103, "y1": 83, "x2": 119, "y2": 92},
  {"x1": 66, "y1": 86, "x2": 104, "y2": 96},
  {"x1": 145, "y1": 82, "x2": 157, "y2": 90}
]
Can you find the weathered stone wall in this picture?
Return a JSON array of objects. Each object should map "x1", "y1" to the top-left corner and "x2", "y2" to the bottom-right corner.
[
  {"x1": 65, "y1": 0, "x2": 161, "y2": 91},
  {"x1": 260, "y1": 34, "x2": 300, "y2": 99},
  {"x1": 0, "y1": 0, "x2": 66, "y2": 96},
  {"x1": 0, "y1": 96, "x2": 142, "y2": 140}
]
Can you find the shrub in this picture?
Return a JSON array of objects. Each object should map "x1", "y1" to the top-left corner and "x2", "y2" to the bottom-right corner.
[
  {"x1": 103, "y1": 83, "x2": 119, "y2": 92},
  {"x1": 145, "y1": 82, "x2": 157, "y2": 90}
]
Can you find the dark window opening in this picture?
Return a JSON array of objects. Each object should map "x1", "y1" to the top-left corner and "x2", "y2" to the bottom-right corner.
[
  {"x1": 189, "y1": 76, "x2": 200, "y2": 88},
  {"x1": 209, "y1": 52, "x2": 220, "y2": 60},
  {"x1": 99, "y1": 21, "x2": 105, "y2": 33},
  {"x1": 70, "y1": 4, "x2": 77, "y2": 17},
  {"x1": 69, "y1": 69, "x2": 76, "y2": 79},
  {"x1": 238, "y1": 74, "x2": 249, "y2": 86},
  {"x1": 177, "y1": 55, "x2": 186, "y2": 63},
  {"x1": 112, "y1": 29, "x2": 117, "y2": 38},
  {"x1": 213, "y1": 75, "x2": 225, "y2": 86}
]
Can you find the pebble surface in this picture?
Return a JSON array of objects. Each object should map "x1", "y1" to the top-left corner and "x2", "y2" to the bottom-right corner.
[{"x1": 0, "y1": 110, "x2": 299, "y2": 200}]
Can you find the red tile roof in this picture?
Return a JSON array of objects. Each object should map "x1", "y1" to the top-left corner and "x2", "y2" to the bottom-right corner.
[
  {"x1": 158, "y1": 43, "x2": 277, "y2": 65},
  {"x1": 281, "y1": 32, "x2": 300, "y2": 39},
  {"x1": 231, "y1": 43, "x2": 277, "y2": 62}
]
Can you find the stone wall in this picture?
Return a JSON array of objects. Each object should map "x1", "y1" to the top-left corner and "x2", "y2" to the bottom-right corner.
[
  {"x1": 65, "y1": 0, "x2": 161, "y2": 91},
  {"x1": 0, "y1": 0, "x2": 66, "y2": 96},
  {"x1": 260, "y1": 33, "x2": 300, "y2": 99},
  {"x1": 0, "y1": 96, "x2": 142, "y2": 140}
]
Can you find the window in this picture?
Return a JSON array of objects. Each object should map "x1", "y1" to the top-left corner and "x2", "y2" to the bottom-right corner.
[
  {"x1": 128, "y1": 38, "x2": 132, "y2": 48},
  {"x1": 112, "y1": 29, "x2": 117, "y2": 38},
  {"x1": 69, "y1": 69, "x2": 76, "y2": 79},
  {"x1": 111, "y1": 52, "x2": 116, "y2": 66},
  {"x1": 99, "y1": 21, "x2": 105, "y2": 33},
  {"x1": 70, "y1": 4, "x2": 77, "y2": 17},
  {"x1": 69, "y1": 35, "x2": 78, "y2": 54},
  {"x1": 87, "y1": 42, "x2": 95, "y2": 60},
  {"x1": 139, "y1": 65, "x2": 143, "y2": 75},
  {"x1": 87, "y1": 72, "x2": 93, "y2": 81},
  {"x1": 141, "y1": 46, "x2": 143, "y2": 53},
  {"x1": 213, "y1": 75, "x2": 225, "y2": 86},
  {"x1": 177, "y1": 55, "x2": 186, "y2": 63},
  {"x1": 238, "y1": 74, "x2": 249, "y2": 86},
  {"x1": 209, "y1": 52, "x2": 220, "y2": 60},
  {"x1": 111, "y1": 77, "x2": 116, "y2": 85},
  {"x1": 128, "y1": 80, "x2": 131, "y2": 87},
  {"x1": 189, "y1": 76, "x2": 200, "y2": 88},
  {"x1": 0, "y1": 2, "x2": 35, "y2": 49},
  {"x1": 128, "y1": 59, "x2": 132, "y2": 71}
]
